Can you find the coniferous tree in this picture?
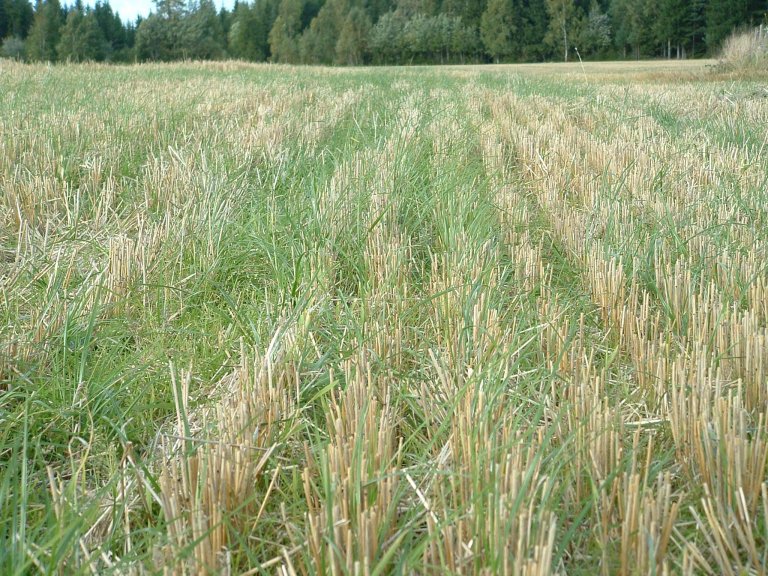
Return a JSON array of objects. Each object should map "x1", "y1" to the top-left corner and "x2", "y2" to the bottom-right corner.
[
  {"x1": 57, "y1": 3, "x2": 85, "y2": 60},
  {"x1": 26, "y1": 0, "x2": 62, "y2": 61},
  {"x1": 218, "y1": 4, "x2": 233, "y2": 43},
  {"x1": 440, "y1": 0, "x2": 487, "y2": 29},
  {"x1": 92, "y1": 1, "x2": 127, "y2": 60},
  {"x1": 656, "y1": 0, "x2": 688, "y2": 57},
  {"x1": 58, "y1": 6, "x2": 107, "y2": 62},
  {"x1": 640, "y1": 0, "x2": 662, "y2": 56},
  {"x1": 0, "y1": 0, "x2": 7, "y2": 38},
  {"x1": 364, "y1": 0, "x2": 395, "y2": 21},
  {"x1": 688, "y1": 0, "x2": 707, "y2": 57},
  {"x1": 9, "y1": 0, "x2": 762, "y2": 65},
  {"x1": 480, "y1": 0, "x2": 518, "y2": 62},
  {"x1": 518, "y1": 0, "x2": 549, "y2": 60},
  {"x1": 228, "y1": 0, "x2": 279, "y2": 60},
  {"x1": 706, "y1": 0, "x2": 765, "y2": 52},
  {"x1": 135, "y1": 14, "x2": 170, "y2": 60},
  {"x1": 229, "y1": 3, "x2": 261, "y2": 59},
  {"x1": 609, "y1": 0, "x2": 631, "y2": 56},
  {"x1": 3, "y1": 0, "x2": 35, "y2": 39},
  {"x1": 136, "y1": 0, "x2": 186, "y2": 61},
  {"x1": 155, "y1": 0, "x2": 186, "y2": 20}
]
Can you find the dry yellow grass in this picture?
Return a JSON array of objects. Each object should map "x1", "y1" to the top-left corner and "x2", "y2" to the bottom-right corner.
[{"x1": 1, "y1": 59, "x2": 767, "y2": 574}]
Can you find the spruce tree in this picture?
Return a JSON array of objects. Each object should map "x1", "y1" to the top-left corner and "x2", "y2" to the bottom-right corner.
[
  {"x1": 519, "y1": 0, "x2": 549, "y2": 60},
  {"x1": 229, "y1": 3, "x2": 262, "y2": 59},
  {"x1": 3, "y1": 0, "x2": 36, "y2": 39},
  {"x1": 26, "y1": 0, "x2": 62, "y2": 61},
  {"x1": 657, "y1": 0, "x2": 688, "y2": 57},
  {"x1": 56, "y1": 6, "x2": 83, "y2": 60},
  {"x1": 58, "y1": 7, "x2": 106, "y2": 62},
  {"x1": 705, "y1": 0, "x2": 760, "y2": 52},
  {"x1": 1, "y1": 0, "x2": 7, "y2": 38}
]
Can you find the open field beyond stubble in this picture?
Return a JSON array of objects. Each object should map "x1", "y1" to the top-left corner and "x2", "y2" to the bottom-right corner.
[{"x1": 1, "y1": 59, "x2": 768, "y2": 575}]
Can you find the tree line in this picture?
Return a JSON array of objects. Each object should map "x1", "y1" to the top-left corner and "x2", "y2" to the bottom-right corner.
[{"x1": 1, "y1": 0, "x2": 766, "y2": 64}]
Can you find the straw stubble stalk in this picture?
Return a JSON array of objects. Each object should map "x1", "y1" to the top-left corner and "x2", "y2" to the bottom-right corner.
[
  {"x1": 157, "y1": 340, "x2": 297, "y2": 575},
  {"x1": 297, "y1": 352, "x2": 403, "y2": 575},
  {"x1": 4, "y1": 61, "x2": 768, "y2": 575}
]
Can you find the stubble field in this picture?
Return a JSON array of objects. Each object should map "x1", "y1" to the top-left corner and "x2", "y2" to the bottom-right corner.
[{"x1": 1, "y1": 59, "x2": 767, "y2": 574}]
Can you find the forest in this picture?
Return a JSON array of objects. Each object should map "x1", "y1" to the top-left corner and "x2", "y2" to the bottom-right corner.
[{"x1": 1, "y1": 0, "x2": 767, "y2": 66}]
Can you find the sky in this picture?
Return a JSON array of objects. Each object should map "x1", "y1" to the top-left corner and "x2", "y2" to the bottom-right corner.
[{"x1": 76, "y1": 1, "x2": 237, "y2": 23}]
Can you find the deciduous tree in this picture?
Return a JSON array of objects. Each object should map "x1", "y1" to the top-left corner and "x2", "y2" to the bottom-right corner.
[
  {"x1": 578, "y1": 0, "x2": 610, "y2": 56},
  {"x1": 335, "y1": 6, "x2": 371, "y2": 64},
  {"x1": 300, "y1": 0, "x2": 347, "y2": 64},
  {"x1": 481, "y1": 0, "x2": 518, "y2": 62},
  {"x1": 269, "y1": 0, "x2": 304, "y2": 62},
  {"x1": 545, "y1": 0, "x2": 577, "y2": 61},
  {"x1": 181, "y1": 0, "x2": 224, "y2": 60}
]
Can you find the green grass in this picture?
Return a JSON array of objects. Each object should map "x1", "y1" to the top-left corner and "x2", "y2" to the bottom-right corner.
[{"x1": 1, "y1": 59, "x2": 767, "y2": 575}]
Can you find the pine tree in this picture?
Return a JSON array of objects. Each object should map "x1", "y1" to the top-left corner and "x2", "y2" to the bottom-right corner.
[
  {"x1": 154, "y1": 0, "x2": 186, "y2": 20},
  {"x1": 136, "y1": 0, "x2": 190, "y2": 61},
  {"x1": 136, "y1": 14, "x2": 174, "y2": 60},
  {"x1": 688, "y1": 0, "x2": 707, "y2": 57},
  {"x1": 657, "y1": 0, "x2": 688, "y2": 58}
]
